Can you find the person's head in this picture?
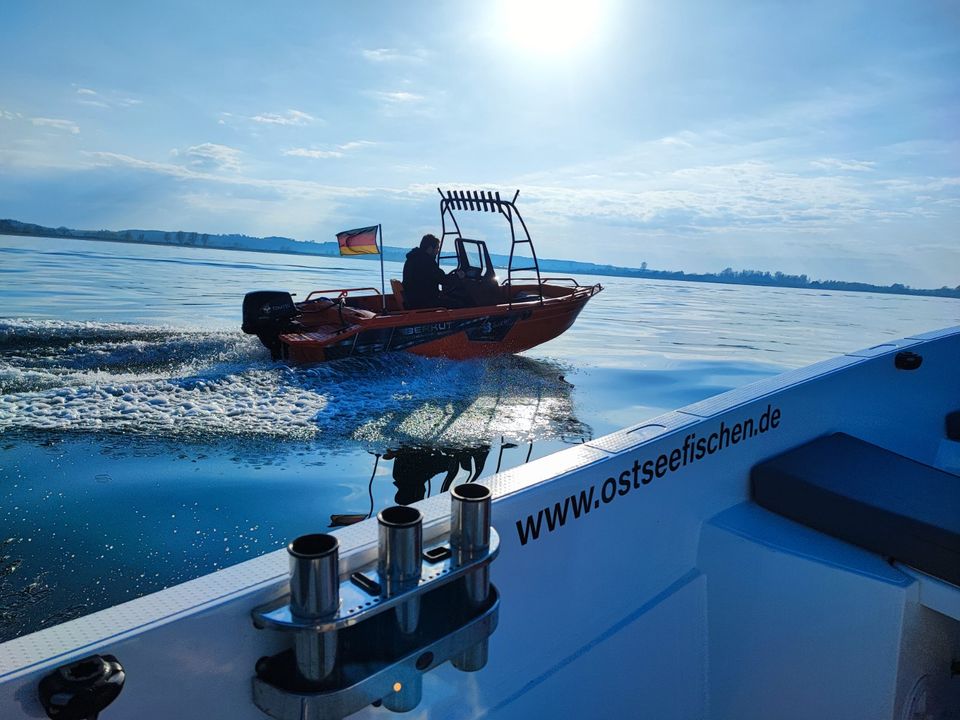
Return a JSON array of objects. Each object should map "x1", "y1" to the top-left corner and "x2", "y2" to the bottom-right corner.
[{"x1": 419, "y1": 234, "x2": 440, "y2": 256}]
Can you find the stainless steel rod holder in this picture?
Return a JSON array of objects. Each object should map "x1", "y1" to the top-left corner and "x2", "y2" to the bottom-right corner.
[
  {"x1": 253, "y1": 515, "x2": 502, "y2": 719},
  {"x1": 287, "y1": 533, "x2": 340, "y2": 682},
  {"x1": 450, "y1": 484, "x2": 493, "y2": 673},
  {"x1": 378, "y1": 506, "x2": 423, "y2": 634},
  {"x1": 450, "y1": 483, "x2": 492, "y2": 606}
]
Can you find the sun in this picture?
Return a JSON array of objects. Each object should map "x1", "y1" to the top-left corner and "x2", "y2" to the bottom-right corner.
[{"x1": 497, "y1": 0, "x2": 608, "y2": 57}]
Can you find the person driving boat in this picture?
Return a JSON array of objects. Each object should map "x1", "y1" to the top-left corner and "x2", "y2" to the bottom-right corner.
[{"x1": 402, "y1": 234, "x2": 465, "y2": 309}]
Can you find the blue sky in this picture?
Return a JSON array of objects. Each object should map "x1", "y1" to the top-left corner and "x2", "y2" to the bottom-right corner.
[{"x1": 1, "y1": 0, "x2": 957, "y2": 288}]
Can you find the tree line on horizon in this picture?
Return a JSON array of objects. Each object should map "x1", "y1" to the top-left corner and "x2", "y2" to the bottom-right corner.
[{"x1": 2, "y1": 218, "x2": 957, "y2": 299}]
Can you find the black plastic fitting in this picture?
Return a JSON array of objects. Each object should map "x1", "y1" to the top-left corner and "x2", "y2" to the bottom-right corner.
[{"x1": 38, "y1": 654, "x2": 125, "y2": 720}]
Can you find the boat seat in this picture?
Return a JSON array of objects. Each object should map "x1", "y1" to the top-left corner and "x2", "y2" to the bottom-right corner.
[
  {"x1": 390, "y1": 279, "x2": 405, "y2": 310},
  {"x1": 751, "y1": 433, "x2": 960, "y2": 586},
  {"x1": 348, "y1": 307, "x2": 377, "y2": 320}
]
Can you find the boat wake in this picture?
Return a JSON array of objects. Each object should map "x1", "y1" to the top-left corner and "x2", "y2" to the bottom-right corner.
[{"x1": 0, "y1": 319, "x2": 589, "y2": 448}]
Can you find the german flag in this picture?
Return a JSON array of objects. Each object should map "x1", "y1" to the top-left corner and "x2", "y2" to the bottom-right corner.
[{"x1": 336, "y1": 225, "x2": 379, "y2": 255}]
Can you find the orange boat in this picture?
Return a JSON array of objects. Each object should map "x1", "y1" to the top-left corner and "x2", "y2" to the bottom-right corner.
[{"x1": 242, "y1": 189, "x2": 602, "y2": 363}]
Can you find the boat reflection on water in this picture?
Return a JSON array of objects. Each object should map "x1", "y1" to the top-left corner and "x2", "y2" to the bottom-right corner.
[
  {"x1": 329, "y1": 439, "x2": 549, "y2": 528},
  {"x1": 386, "y1": 445, "x2": 492, "y2": 504},
  {"x1": 329, "y1": 353, "x2": 593, "y2": 527}
]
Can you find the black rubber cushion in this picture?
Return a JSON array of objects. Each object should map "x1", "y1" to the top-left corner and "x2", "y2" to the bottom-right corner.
[
  {"x1": 946, "y1": 411, "x2": 960, "y2": 441},
  {"x1": 752, "y1": 433, "x2": 960, "y2": 586}
]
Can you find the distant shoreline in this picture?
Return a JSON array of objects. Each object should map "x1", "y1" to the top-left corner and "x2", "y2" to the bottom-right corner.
[
  {"x1": 0, "y1": 227, "x2": 329, "y2": 259},
  {"x1": 2, "y1": 220, "x2": 958, "y2": 300}
]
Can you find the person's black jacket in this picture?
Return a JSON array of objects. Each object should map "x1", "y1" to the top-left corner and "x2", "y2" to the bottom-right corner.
[{"x1": 402, "y1": 247, "x2": 446, "y2": 309}]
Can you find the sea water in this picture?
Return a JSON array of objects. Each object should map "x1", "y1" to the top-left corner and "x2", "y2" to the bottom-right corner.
[{"x1": 1, "y1": 234, "x2": 957, "y2": 640}]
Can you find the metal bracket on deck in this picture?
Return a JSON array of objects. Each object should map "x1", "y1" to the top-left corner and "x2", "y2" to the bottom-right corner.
[{"x1": 251, "y1": 484, "x2": 499, "y2": 720}]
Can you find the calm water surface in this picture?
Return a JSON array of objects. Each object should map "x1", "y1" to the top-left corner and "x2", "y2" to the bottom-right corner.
[{"x1": 1, "y1": 235, "x2": 957, "y2": 639}]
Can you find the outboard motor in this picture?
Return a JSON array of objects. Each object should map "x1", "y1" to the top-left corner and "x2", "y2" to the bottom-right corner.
[{"x1": 242, "y1": 291, "x2": 299, "y2": 359}]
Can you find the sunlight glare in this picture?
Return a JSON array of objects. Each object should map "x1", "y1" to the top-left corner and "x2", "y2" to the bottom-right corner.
[{"x1": 498, "y1": 0, "x2": 607, "y2": 57}]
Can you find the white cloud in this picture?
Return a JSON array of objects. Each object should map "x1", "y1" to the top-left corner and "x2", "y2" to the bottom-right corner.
[
  {"x1": 73, "y1": 86, "x2": 141, "y2": 109},
  {"x1": 64, "y1": 149, "x2": 959, "y2": 287},
  {"x1": 370, "y1": 91, "x2": 424, "y2": 104},
  {"x1": 657, "y1": 133, "x2": 696, "y2": 149},
  {"x1": 83, "y1": 151, "x2": 382, "y2": 201},
  {"x1": 1, "y1": 109, "x2": 18, "y2": 120},
  {"x1": 285, "y1": 148, "x2": 344, "y2": 159},
  {"x1": 250, "y1": 109, "x2": 315, "y2": 126},
  {"x1": 875, "y1": 176, "x2": 960, "y2": 192},
  {"x1": 284, "y1": 141, "x2": 375, "y2": 160},
  {"x1": 338, "y1": 141, "x2": 375, "y2": 151},
  {"x1": 811, "y1": 158, "x2": 876, "y2": 172},
  {"x1": 362, "y1": 48, "x2": 400, "y2": 62},
  {"x1": 361, "y1": 48, "x2": 428, "y2": 63},
  {"x1": 174, "y1": 143, "x2": 243, "y2": 172},
  {"x1": 489, "y1": 151, "x2": 958, "y2": 241},
  {"x1": 32, "y1": 117, "x2": 80, "y2": 134},
  {"x1": 882, "y1": 139, "x2": 960, "y2": 158}
]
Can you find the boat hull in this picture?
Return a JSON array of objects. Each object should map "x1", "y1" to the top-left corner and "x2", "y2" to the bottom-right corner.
[{"x1": 279, "y1": 284, "x2": 600, "y2": 363}]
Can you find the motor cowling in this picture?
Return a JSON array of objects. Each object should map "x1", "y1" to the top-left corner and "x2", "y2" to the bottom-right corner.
[{"x1": 242, "y1": 291, "x2": 298, "y2": 335}]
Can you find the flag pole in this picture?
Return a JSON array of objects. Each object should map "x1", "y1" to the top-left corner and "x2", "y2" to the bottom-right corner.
[{"x1": 378, "y1": 224, "x2": 386, "y2": 313}]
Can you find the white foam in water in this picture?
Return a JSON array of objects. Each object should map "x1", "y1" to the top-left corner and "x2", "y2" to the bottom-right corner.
[
  {"x1": 0, "y1": 320, "x2": 324, "y2": 437},
  {"x1": 0, "y1": 319, "x2": 587, "y2": 446}
]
